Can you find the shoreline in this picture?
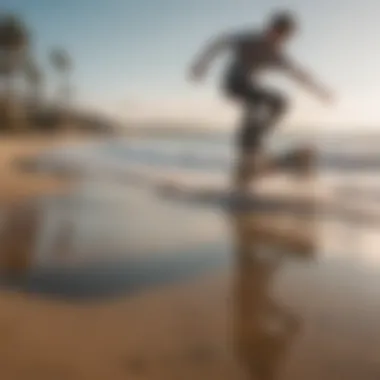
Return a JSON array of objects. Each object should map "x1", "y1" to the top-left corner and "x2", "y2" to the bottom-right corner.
[{"x1": 0, "y1": 133, "x2": 99, "y2": 206}]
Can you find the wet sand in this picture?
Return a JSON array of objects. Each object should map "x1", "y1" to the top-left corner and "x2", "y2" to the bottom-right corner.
[
  {"x1": 0, "y1": 139, "x2": 380, "y2": 379},
  {"x1": 0, "y1": 134, "x2": 94, "y2": 205}
]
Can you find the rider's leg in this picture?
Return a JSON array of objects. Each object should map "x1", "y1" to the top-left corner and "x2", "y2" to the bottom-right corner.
[
  {"x1": 234, "y1": 110, "x2": 265, "y2": 193},
  {"x1": 224, "y1": 73, "x2": 289, "y2": 191},
  {"x1": 263, "y1": 91, "x2": 288, "y2": 129},
  {"x1": 259, "y1": 92, "x2": 317, "y2": 177},
  {"x1": 234, "y1": 89, "x2": 288, "y2": 192}
]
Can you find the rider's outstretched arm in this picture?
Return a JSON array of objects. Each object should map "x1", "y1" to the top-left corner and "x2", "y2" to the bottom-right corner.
[
  {"x1": 283, "y1": 59, "x2": 334, "y2": 104},
  {"x1": 188, "y1": 33, "x2": 233, "y2": 82}
]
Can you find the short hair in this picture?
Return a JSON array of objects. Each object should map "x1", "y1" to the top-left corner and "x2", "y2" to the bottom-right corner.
[{"x1": 268, "y1": 11, "x2": 297, "y2": 33}]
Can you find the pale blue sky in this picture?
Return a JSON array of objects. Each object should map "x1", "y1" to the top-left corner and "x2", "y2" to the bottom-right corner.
[{"x1": 3, "y1": 0, "x2": 380, "y2": 128}]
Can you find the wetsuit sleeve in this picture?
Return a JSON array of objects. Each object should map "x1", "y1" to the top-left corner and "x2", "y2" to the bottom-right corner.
[
  {"x1": 277, "y1": 54, "x2": 310, "y2": 82},
  {"x1": 276, "y1": 54, "x2": 328, "y2": 98},
  {"x1": 277, "y1": 54, "x2": 298, "y2": 73}
]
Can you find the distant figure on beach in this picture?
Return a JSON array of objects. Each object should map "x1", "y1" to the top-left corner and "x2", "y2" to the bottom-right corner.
[{"x1": 188, "y1": 10, "x2": 335, "y2": 193}]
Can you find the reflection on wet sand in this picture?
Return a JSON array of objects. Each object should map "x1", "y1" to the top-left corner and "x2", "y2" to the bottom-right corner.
[
  {"x1": 0, "y1": 183, "x2": 229, "y2": 298},
  {"x1": 0, "y1": 203, "x2": 39, "y2": 276},
  {"x1": 2, "y1": 176, "x2": 380, "y2": 378},
  {"x1": 231, "y1": 213, "x2": 316, "y2": 379}
]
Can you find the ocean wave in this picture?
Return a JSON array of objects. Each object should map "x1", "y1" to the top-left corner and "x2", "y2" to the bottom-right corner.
[{"x1": 30, "y1": 136, "x2": 380, "y2": 190}]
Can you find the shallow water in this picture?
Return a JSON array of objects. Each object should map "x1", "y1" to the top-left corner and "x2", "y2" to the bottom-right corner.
[
  {"x1": 0, "y1": 181, "x2": 232, "y2": 299},
  {"x1": 1, "y1": 172, "x2": 380, "y2": 300}
]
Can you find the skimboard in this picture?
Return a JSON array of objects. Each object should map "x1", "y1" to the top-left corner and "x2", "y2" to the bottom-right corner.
[
  {"x1": 156, "y1": 146, "x2": 316, "y2": 198},
  {"x1": 155, "y1": 178, "x2": 322, "y2": 213},
  {"x1": 155, "y1": 176, "x2": 380, "y2": 226}
]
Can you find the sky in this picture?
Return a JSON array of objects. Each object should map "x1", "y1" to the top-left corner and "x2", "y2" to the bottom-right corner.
[{"x1": 3, "y1": 0, "x2": 380, "y2": 130}]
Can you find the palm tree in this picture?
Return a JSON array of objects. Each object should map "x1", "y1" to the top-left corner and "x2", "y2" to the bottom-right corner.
[
  {"x1": 23, "y1": 57, "x2": 43, "y2": 108},
  {"x1": 0, "y1": 13, "x2": 29, "y2": 130},
  {"x1": 49, "y1": 48, "x2": 72, "y2": 129}
]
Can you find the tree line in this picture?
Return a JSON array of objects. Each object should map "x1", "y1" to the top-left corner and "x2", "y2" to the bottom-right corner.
[{"x1": 0, "y1": 12, "x2": 72, "y2": 131}]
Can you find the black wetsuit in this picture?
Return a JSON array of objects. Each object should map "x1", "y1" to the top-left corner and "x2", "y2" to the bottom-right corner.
[{"x1": 222, "y1": 31, "x2": 294, "y2": 154}]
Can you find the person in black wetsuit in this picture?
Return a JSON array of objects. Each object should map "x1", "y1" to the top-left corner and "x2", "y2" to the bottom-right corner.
[{"x1": 188, "y1": 10, "x2": 334, "y2": 192}]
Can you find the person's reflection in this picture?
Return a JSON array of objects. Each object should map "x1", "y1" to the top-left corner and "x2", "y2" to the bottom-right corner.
[
  {"x1": 1, "y1": 203, "x2": 39, "y2": 276},
  {"x1": 231, "y1": 213, "x2": 315, "y2": 380}
]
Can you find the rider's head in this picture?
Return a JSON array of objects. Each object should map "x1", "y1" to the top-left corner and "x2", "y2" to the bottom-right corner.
[{"x1": 266, "y1": 11, "x2": 297, "y2": 45}]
